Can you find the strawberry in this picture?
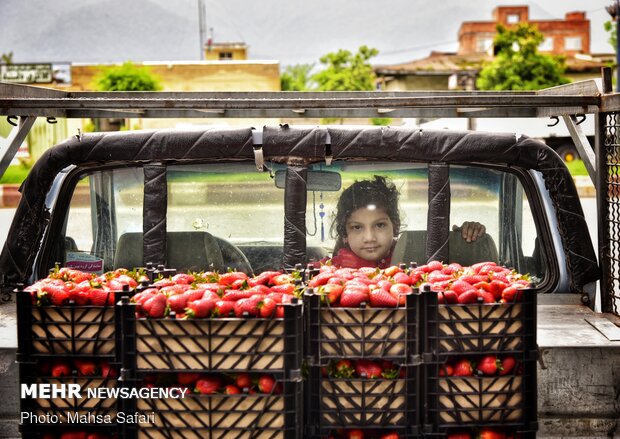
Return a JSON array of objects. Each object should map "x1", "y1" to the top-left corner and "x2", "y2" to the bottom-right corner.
[
  {"x1": 442, "y1": 290, "x2": 458, "y2": 304},
  {"x1": 221, "y1": 289, "x2": 254, "y2": 302},
  {"x1": 427, "y1": 272, "x2": 453, "y2": 283},
  {"x1": 479, "y1": 290, "x2": 496, "y2": 303},
  {"x1": 389, "y1": 283, "x2": 413, "y2": 305},
  {"x1": 258, "y1": 297, "x2": 277, "y2": 318},
  {"x1": 234, "y1": 298, "x2": 259, "y2": 317},
  {"x1": 355, "y1": 359, "x2": 383, "y2": 379},
  {"x1": 452, "y1": 359, "x2": 474, "y2": 376},
  {"x1": 172, "y1": 273, "x2": 195, "y2": 285},
  {"x1": 450, "y1": 280, "x2": 476, "y2": 296},
  {"x1": 167, "y1": 293, "x2": 188, "y2": 313},
  {"x1": 74, "y1": 358, "x2": 98, "y2": 376},
  {"x1": 195, "y1": 376, "x2": 221, "y2": 394},
  {"x1": 380, "y1": 433, "x2": 400, "y2": 439},
  {"x1": 439, "y1": 364, "x2": 454, "y2": 377},
  {"x1": 185, "y1": 297, "x2": 215, "y2": 318},
  {"x1": 318, "y1": 283, "x2": 344, "y2": 305},
  {"x1": 257, "y1": 374, "x2": 276, "y2": 393},
  {"x1": 43, "y1": 283, "x2": 70, "y2": 306},
  {"x1": 392, "y1": 272, "x2": 411, "y2": 285},
  {"x1": 231, "y1": 278, "x2": 248, "y2": 290},
  {"x1": 446, "y1": 433, "x2": 472, "y2": 439},
  {"x1": 459, "y1": 274, "x2": 489, "y2": 285},
  {"x1": 213, "y1": 300, "x2": 235, "y2": 317},
  {"x1": 236, "y1": 373, "x2": 252, "y2": 389},
  {"x1": 501, "y1": 285, "x2": 523, "y2": 302},
  {"x1": 332, "y1": 359, "x2": 355, "y2": 378},
  {"x1": 143, "y1": 293, "x2": 167, "y2": 318},
  {"x1": 427, "y1": 261, "x2": 444, "y2": 272},
  {"x1": 369, "y1": 288, "x2": 398, "y2": 307},
  {"x1": 100, "y1": 360, "x2": 117, "y2": 378},
  {"x1": 114, "y1": 274, "x2": 139, "y2": 289},
  {"x1": 219, "y1": 271, "x2": 248, "y2": 286},
  {"x1": 248, "y1": 271, "x2": 281, "y2": 286},
  {"x1": 348, "y1": 429, "x2": 364, "y2": 439},
  {"x1": 225, "y1": 384, "x2": 241, "y2": 394},
  {"x1": 86, "y1": 434, "x2": 110, "y2": 439},
  {"x1": 476, "y1": 355, "x2": 500, "y2": 376},
  {"x1": 479, "y1": 428, "x2": 506, "y2": 439},
  {"x1": 269, "y1": 284, "x2": 296, "y2": 295},
  {"x1": 269, "y1": 273, "x2": 294, "y2": 286},
  {"x1": 308, "y1": 271, "x2": 334, "y2": 288},
  {"x1": 89, "y1": 288, "x2": 111, "y2": 307},
  {"x1": 489, "y1": 280, "x2": 508, "y2": 301},
  {"x1": 383, "y1": 265, "x2": 402, "y2": 277},
  {"x1": 51, "y1": 359, "x2": 72, "y2": 377},
  {"x1": 339, "y1": 286, "x2": 369, "y2": 307},
  {"x1": 499, "y1": 355, "x2": 517, "y2": 376},
  {"x1": 442, "y1": 263, "x2": 462, "y2": 275},
  {"x1": 184, "y1": 288, "x2": 207, "y2": 303},
  {"x1": 409, "y1": 271, "x2": 423, "y2": 285},
  {"x1": 178, "y1": 372, "x2": 201, "y2": 386},
  {"x1": 457, "y1": 289, "x2": 480, "y2": 304}
]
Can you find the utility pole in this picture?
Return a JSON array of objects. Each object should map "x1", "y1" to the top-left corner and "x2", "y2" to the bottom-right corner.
[{"x1": 198, "y1": 0, "x2": 207, "y2": 60}]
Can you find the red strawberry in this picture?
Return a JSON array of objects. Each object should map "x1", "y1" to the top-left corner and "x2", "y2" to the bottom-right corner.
[
  {"x1": 172, "y1": 273, "x2": 195, "y2": 285},
  {"x1": 392, "y1": 272, "x2": 411, "y2": 285},
  {"x1": 501, "y1": 285, "x2": 523, "y2": 302},
  {"x1": 185, "y1": 297, "x2": 215, "y2": 318},
  {"x1": 477, "y1": 355, "x2": 500, "y2": 376},
  {"x1": 409, "y1": 271, "x2": 423, "y2": 285},
  {"x1": 213, "y1": 300, "x2": 235, "y2": 317},
  {"x1": 439, "y1": 364, "x2": 454, "y2": 377},
  {"x1": 89, "y1": 288, "x2": 111, "y2": 307},
  {"x1": 167, "y1": 293, "x2": 188, "y2": 313},
  {"x1": 457, "y1": 289, "x2": 480, "y2": 304},
  {"x1": 427, "y1": 261, "x2": 444, "y2": 271},
  {"x1": 184, "y1": 288, "x2": 207, "y2": 303},
  {"x1": 178, "y1": 372, "x2": 201, "y2": 386},
  {"x1": 234, "y1": 298, "x2": 259, "y2": 317},
  {"x1": 86, "y1": 434, "x2": 110, "y2": 439},
  {"x1": 489, "y1": 280, "x2": 508, "y2": 301},
  {"x1": 442, "y1": 263, "x2": 462, "y2": 275},
  {"x1": 369, "y1": 288, "x2": 398, "y2": 307},
  {"x1": 257, "y1": 374, "x2": 276, "y2": 393},
  {"x1": 236, "y1": 373, "x2": 252, "y2": 389},
  {"x1": 459, "y1": 274, "x2": 489, "y2": 285},
  {"x1": 74, "y1": 359, "x2": 98, "y2": 376},
  {"x1": 225, "y1": 385, "x2": 241, "y2": 395},
  {"x1": 332, "y1": 359, "x2": 355, "y2": 378},
  {"x1": 51, "y1": 359, "x2": 71, "y2": 377},
  {"x1": 269, "y1": 273, "x2": 294, "y2": 286},
  {"x1": 450, "y1": 280, "x2": 476, "y2": 296},
  {"x1": 442, "y1": 290, "x2": 458, "y2": 304},
  {"x1": 355, "y1": 359, "x2": 383, "y2": 379},
  {"x1": 269, "y1": 284, "x2": 296, "y2": 295},
  {"x1": 446, "y1": 433, "x2": 472, "y2": 439},
  {"x1": 499, "y1": 355, "x2": 517, "y2": 376},
  {"x1": 427, "y1": 272, "x2": 452, "y2": 283},
  {"x1": 339, "y1": 287, "x2": 369, "y2": 307},
  {"x1": 479, "y1": 290, "x2": 496, "y2": 303},
  {"x1": 219, "y1": 271, "x2": 248, "y2": 286},
  {"x1": 383, "y1": 265, "x2": 402, "y2": 277},
  {"x1": 231, "y1": 278, "x2": 248, "y2": 290},
  {"x1": 143, "y1": 293, "x2": 167, "y2": 318},
  {"x1": 318, "y1": 283, "x2": 343, "y2": 305},
  {"x1": 452, "y1": 359, "x2": 474, "y2": 377},
  {"x1": 259, "y1": 297, "x2": 277, "y2": 318},
  {"x1": 308, "y1": 271, "x2": 334, "y2": 288},
  {"x1": 380, "y1": 433, "x2": 400, "y2": 439},
  {"x1": 389, "y1": 283, "x2": 413, "y2": 305},
  {"x1": 100, "y1": 360, "x2": 117, "y2": 378},
  {"x1": 43, "y1": 284, "x2": 70, "y2": 306},
  {"x1": 479, "y1": 428, "x2": 506, "y2": 439},
  {"x1": 221, "y1": 289, "x2": 254, "y2": 302},
  {"x1": 348, "y1": 429, "x2": 364, "y2": 439},
  {"x1": 195, "y1": 376, "x2": 221, "y2": 394}
]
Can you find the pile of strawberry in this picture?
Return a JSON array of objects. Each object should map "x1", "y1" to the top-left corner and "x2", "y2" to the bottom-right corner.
[
  {"x1": 325, "y1": 359, "x2": 402, "y2": 380},
  {"x1": 132, "y1": 270, "x2": 298, "y2": 319},
  {"x1": 308, "y1": 261, "x2": 530, "y2": 307},
  {"x1": 144, "y1": 371, "x2": 282, "y2": 395},
  {"x1": 25, "y1": 267, "x2": 143, "y2": 306},
  {"x1": 438, "y1": 354, "x2": 519, "y2": 378},
  {"x1": 447, "y1": 428, "x2": 521, "y2": 439},
  {"x1": 38, "y1": 358, "x2": 118, "y2": 378}
]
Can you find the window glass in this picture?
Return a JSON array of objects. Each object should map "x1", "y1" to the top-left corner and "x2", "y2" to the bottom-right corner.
[
  {"x1": 475, "y1": 37, "x2": 494, "y2": 53},
  {"x1": 538, "y1": 37, "x2": 554, "y2": 52},
  {"x1": 506, "y1": 14, "x2": 520, "y2": 23},
  {"x1": 565, "y1": 37, "x2": 582, "y2": 51}
]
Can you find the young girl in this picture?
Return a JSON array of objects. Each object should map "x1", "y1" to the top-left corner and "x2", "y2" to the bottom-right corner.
[{"x1": 329, "y1": 175, "x2": 485, "y2": 269}]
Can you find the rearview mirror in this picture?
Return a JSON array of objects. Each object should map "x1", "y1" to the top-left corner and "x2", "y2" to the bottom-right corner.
[{"x1": 274, "y1": 170, "x2": 342, "y2": 191}]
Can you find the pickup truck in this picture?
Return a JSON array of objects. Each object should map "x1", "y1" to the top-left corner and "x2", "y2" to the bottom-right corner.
[{"x1": 0, "y1": 80, "x2": 619, "y2": 438}]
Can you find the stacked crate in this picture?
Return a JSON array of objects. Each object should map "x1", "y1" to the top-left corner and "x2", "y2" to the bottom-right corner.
[
  {"x1": 16, "y1": 287, "x2": 129, "y2": 438},
  {"x1": 420, "y1": 285, "x2": 538, "y2": 438},
  {"x1": 120, "y1": 293, "x2": 304, "y2": 439},
  {"x1": 304, "y1": 290, "x2": 421, "y2": 439}
]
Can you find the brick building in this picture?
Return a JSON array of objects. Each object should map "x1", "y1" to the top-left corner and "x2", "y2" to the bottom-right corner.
[{"x1": 458, "y1": 6, "x2": 590, "y2": 56}]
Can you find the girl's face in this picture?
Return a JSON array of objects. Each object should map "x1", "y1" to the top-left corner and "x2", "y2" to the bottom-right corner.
[{"x1": 344, "y1": 205, "x2": 395, "y2": 262}]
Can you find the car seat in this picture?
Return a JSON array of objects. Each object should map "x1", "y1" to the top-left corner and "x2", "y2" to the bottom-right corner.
[{"x1": 391, "y1": 230, "x2": 499, "y2": 267}]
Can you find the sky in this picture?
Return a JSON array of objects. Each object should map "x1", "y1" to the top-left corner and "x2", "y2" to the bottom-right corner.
[{"x1": 0, "y1": 0, "x2": 613, "y2": 68}]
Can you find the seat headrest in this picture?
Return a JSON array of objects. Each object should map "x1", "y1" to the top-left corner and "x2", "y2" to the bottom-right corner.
[
  {"x1": 392, "y1": 230, "x2": 499, "y2": 267},
  {"x1": 113, "y1": 231, "x2": 225, "y2": 272}
]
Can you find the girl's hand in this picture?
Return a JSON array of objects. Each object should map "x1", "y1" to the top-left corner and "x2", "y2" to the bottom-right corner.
[{"x1": 452, "y1": 221, "x2": 486, "y2": 242}]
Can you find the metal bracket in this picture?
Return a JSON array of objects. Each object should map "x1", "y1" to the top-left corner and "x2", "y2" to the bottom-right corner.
[
  {"x1": 0, "y1": 116, "x2": 36, "y2": 178},
  {"x1": 562, "y1": 115, "x2": 596, "y2": 184},
  {"x1": 253, "y1": 146, "x2": 265, "y2": 172}
]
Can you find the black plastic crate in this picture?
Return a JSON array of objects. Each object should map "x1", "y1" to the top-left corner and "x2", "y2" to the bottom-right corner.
[
  {"x1": 304, "y1": 290, "x2": 420, "y2": 366},
  {"x1": 306, "y1": 365, "x2": 419, "y2": 434},
  {"x1": 15, "y1": 289, "x2": 131, "y2": 359},
  {"x1": 121, "y1": 298, "x2": 303, "y2": 373},
  {"x1": 19, "y1": 361, "x2": 121, "y2": 435},
  {"x1": 421, "y1": 288, "x2": 537, "y2": 355},
  {"x1": 132, "y1": 379, "x2": 302, "y2": 439}
]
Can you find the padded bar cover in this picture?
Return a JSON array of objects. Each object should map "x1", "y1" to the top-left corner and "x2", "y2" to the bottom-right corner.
[
  {"x1": 283, "y1": 166, "x2": 307, "y2": 270},
  {"x1": 426, "y1": 163, "x2": 450, "y2": 263},
  {"x1": 143, "y1": 164, "x2": 167, "y2": 267}
]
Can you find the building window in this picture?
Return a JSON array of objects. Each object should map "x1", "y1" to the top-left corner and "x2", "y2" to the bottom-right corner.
[
  {"x1": 219, "y1": 52, "x2": 233, "y2": 60},
  {"x1": 539, "y1": 37, "x2": 554, "y2": 52},
  {"x1": 475, "y1": 37, "x2": 493, "y2": 53},
  {"x1": 507, "y1": 14, "x2": 520, "y2": 24},
  {"x1": 564, "y1": 37, "x2": 582, "y2": 51}
]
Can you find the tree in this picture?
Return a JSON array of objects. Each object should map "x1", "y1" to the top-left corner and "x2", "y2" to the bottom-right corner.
[
  {"x1": 312, "y1": 45, "x2": 378, "y2": 91},
  {"x1": 95, "y1": 61, "x2": 162, "y2": 92},
  {"x1": 476, "y1": 24, "x2": 569, "y2": 91},
  {"x1": 1, "y1": 51, "x2": 13, "y2": 64},
  {"x1": 280, "y1": 63, "x2": 315, "y2": 91},
  {"x1": 604, "y1": 20, "x2": 617, "y2": 52}
]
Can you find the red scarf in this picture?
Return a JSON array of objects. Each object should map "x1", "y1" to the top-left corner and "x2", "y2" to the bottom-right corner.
[{"x1": 329, "y1": 247, "x2": 393, "y2": 269}]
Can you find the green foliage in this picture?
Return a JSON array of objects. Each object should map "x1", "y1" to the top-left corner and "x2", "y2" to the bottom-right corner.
[
  {"x1": 312, "y1": 45, "x2": 379, "y2": 91},
  {"x1": 565, "y1": 159, "x2": 588, "y2": 177},
  {"x1": 0, "y1": 163, "x2": 31, "y2": 184},
  {"x1": 605, "y1": 20, "x2": 617, "y2": 52},
  {"x1": 476, "y1": 24, "x2": 569, "y2": 91},
  {"x1": 280, "y1": 63, "x2": 315, "y2": 91},
  {"x1": 94, "y1": 62, "x2": 162, "y2": 91},
  {"x1": 371, "y1": 117, "x2": 393, "y2": 126},
  {"x1": 1, "y1": 51, "x2": 13, "y2": 64}
]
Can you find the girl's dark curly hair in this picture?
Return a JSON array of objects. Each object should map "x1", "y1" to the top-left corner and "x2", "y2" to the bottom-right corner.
[{"x1": 332, "y1": 175, "x2": 401, "y2": 248}]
